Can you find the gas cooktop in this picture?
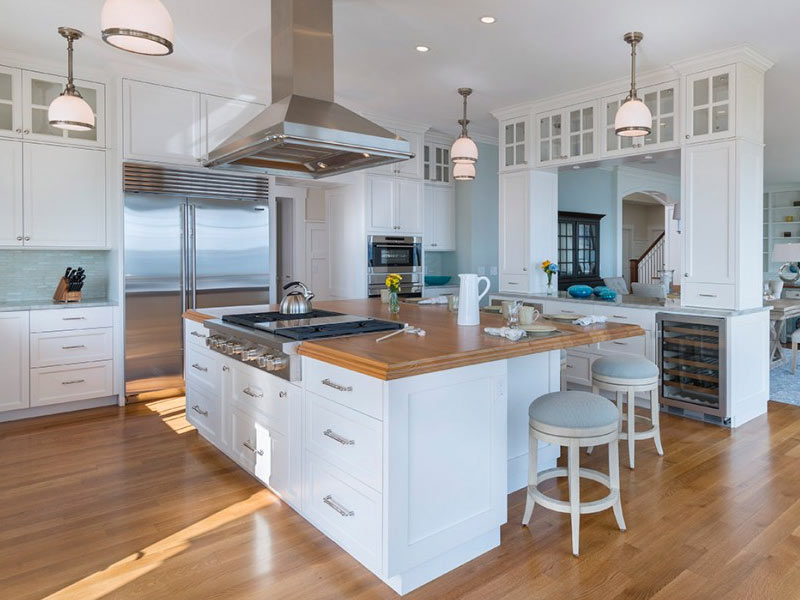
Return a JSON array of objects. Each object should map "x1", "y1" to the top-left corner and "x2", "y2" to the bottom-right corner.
[{"x1": 221, "y1": 309, "x2": 404, "y2": 340}]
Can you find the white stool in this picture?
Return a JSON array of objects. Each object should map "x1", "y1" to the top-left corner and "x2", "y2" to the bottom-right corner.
[
  {"x1": 792, "y1": 329, "x2": 800, "y2": 374},
  {"x1": 522, "y1": 391, "x2": 626, "y2": 556},
  {"x1": 590, "y1": 355, "x2": 662, "y2": 469},
  {"x1": 560, "y1": 350, "x2": 568, "y2": 391}
]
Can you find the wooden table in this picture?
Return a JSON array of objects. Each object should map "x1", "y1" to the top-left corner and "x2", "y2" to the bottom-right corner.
[{"x1": 766, "y1": 299, "x2": 800, "y2": 367}]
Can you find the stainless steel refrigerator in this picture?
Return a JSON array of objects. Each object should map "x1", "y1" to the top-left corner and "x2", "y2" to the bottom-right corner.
[{"x1": 124, "y1": 193, "x2": 272, "y2": 397}]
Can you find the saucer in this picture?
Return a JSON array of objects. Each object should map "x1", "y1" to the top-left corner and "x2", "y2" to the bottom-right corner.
[{"x1": 546, "y1": 313, "x2": 584, "y2": 322}]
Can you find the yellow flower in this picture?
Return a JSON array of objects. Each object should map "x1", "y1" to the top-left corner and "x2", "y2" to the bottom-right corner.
[
  {"x1": 385, "y1": 273, "x2": 402, "y2": 290},
  {"x1": 541, "y1": 260, "x2": 551, "y2": 269}
]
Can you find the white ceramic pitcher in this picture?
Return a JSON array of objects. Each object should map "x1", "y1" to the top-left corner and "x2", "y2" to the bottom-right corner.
[{"x1": 457, "y1": 273, "x2": 491, "y2": 326}]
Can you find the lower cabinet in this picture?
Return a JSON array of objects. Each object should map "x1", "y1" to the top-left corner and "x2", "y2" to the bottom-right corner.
[
  {"x1": 185, "y1": 381, "x2": 221, "y2": 442},
  {"x1": 30, "y1": 361, "x2": 113, "y2": 407},
  {"x1": 0, "y1": 311, "x2": 29, "y2": 412},
  {"x1": 230, "y1": 406, "x2": 290, "y2": 500}
]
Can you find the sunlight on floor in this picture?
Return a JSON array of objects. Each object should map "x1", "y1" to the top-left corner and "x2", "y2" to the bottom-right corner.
[
  {"x1": 144, "y1": 396, "x2": 195, "y2": 434},
  {"x1": 43, "y1": 490, "x2": 277, "y2": 600}
]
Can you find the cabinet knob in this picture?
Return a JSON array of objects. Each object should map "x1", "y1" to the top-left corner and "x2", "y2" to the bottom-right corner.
[
  {"x1": 24, "y1": 236, "x2": 30, "y2": 241},
  {"x1": 15, "y1": 128, "x2": 21, "y2": 133},
  {"x1": 16, "y1": 236, "x2": 22, "y2": 241},
  {"x1": 684, "y1": 272, "x2": 689, "y2": 277},
  {"x1": 23, "y1": 129, "x2": 29, "y2": 134},
  {"x1": 685, "y1": 135, "x2": 690, "y2": 139},
  {"x1": 522, "y1": 267, "x2": 527, "y2": 271}
]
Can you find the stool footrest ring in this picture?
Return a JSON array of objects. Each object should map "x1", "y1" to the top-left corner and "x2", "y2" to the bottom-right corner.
[{"x1": 527, "y1": 467, "x2": 620, "y2": 516}]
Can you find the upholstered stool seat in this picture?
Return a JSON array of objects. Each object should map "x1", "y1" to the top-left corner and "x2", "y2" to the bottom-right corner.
[
  {"x1": 523, "y1": 391, "x2": 626, "y2": 556},
  {"x1": 592, "y1": 355, "x2": 659, "y2": 381}
]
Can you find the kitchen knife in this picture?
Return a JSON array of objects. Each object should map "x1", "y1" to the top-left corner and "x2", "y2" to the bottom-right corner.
[{"x1": 64, "y1": 267, "x2": 72, "y2": 280}]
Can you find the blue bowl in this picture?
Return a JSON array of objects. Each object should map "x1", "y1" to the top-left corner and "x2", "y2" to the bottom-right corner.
[
  {"x1": 593, "y1": 285, "x2": 610, "y2": 297},
  {"x1": 567, "y1": 285, "x2": 593, "y2": 298},
  {"x1": 598, "y1": 289, "x2": 617, "y2": 301},
  {"x1": 424, "y1": 275, "x2": 451, "y2": 286}
]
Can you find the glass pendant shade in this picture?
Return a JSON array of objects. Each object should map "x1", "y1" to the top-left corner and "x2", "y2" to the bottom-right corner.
[
  {"x1": 614, "y1": 97, "x2": 652, "y2": 136},
  {"x1": 451, "y1": 135, "x2": 478, "y2": 164},
  {"x1": 453, "y1": 162, "x2": 476, "y2": 181},
  {"x1": 48, "y1": 93, "x2": 95, "y2": 131},
  {"x1": 101, "y1": 0, "x2": 175, "y2": 56}
]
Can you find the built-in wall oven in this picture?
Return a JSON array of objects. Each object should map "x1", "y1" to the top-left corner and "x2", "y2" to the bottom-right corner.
[{"x1": 367, "y1": 235, "x2": 423, "y2": 297}]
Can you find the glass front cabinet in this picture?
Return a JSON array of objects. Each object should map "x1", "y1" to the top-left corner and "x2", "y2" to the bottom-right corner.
[
  {"x1": 536, "y1": 101, "x2": 596, "y2": 166},
  {"x1": 686, "y1": 66, "x2": 734, "y2": 144},
  {"x1": 423, "y1": 143, "x2": 450, "y2": 183},
  {"x1": 602, "y1": 80, "x2": 678, "y2": 156},
  {"x1": 0, "y1": 66, "x2": 22, "y2": 137},
  {"x1": 500, "y1": 117, "x2": 527, "y2": 171}
]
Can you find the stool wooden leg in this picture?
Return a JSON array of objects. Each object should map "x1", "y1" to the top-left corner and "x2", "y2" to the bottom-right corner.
[
  {"x1": 586, "y1": 384, "x2": 599, "y2": 455},
  {"x1": 608, "y1": 438, "x2": 626, "y2": 532},
  {"x1": 627, "y1": 389, "x2": 636, "y2": 469},
  {"x1": 651, "y1": 387, "x2": 664, "y2": 456},
  {"x1": 522, "y1": 429, "x2": 539, "y2": 526},
  {"x1": 616, "y1": 391, "x2": 623, "y2": 432},
  {"x1": 568, "y1": 440, "x2": 580, "y2": 556}
]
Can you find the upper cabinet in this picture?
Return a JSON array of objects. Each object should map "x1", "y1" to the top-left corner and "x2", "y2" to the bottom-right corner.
[
  {"x1": 536, "y1": 101, "x2": 596, "y2": 166},
  {"x1": 500, "y1": 116, "x2": 527, "y2": 171},
  {"x1": 423, "y1": 143, "x2": 451, "y2": 183},
  {"x1": 366, "y1": 175, "x2": 423, "y2": 234},
  {"x1": 201, "y1": 94, "x2": 265, "y2": 161},
  {"x1": 423, "y1": 185, "x2": 455, "y2": 251},
  {"x1": 602, "y1": 81, "x2": 678, "y2": 156},
  {"x1": 685, "y1": 66, "x2": 735, "y2": 144},
  {"x1": 0, "y1": 139, "x2": 23, "y2": 246},
  {"x1": 370, "y1": 125, "x2": 424, "y2": 179},
  {"x1": 0, "y1": 66, "x2": 22, "y2": 138}
]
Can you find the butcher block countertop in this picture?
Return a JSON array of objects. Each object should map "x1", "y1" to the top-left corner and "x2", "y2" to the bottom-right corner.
[{"x1": 183, "y1": 299, "x2": 644, "y2": 380}]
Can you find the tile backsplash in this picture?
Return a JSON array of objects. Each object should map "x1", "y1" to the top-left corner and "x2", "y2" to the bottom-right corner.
[{"x1": 0, "y1": 250, "x2": 110, "y2": 303}]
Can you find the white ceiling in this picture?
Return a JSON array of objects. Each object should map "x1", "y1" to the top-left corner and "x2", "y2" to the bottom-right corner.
[{"x1": 1, "y1": 0, "x2": 799, "y2": 183}]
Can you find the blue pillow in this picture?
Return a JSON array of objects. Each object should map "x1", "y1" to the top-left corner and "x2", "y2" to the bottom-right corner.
[
  {"x1": 593, "y1": 285, "x2": 610, "y2": 297},
  {"x1": 567, "y1": 285, "x2": 593, "y2": 298}
]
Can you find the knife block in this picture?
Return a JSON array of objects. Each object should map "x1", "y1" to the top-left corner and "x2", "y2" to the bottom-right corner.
[{"x1": 53, "y1": 277, "x2": 82, "y2": 303}]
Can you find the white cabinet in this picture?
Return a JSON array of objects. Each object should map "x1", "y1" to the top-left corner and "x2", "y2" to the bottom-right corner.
[
  {"x1": 123, "y1": 79, "x2": 202, "y2": 165},
  {"x1": 23, "y1": 144, "x2": 106, "y2": 248},
  {"x1": 536, "y1": 101, "x2": 596, "y2": 165},
  {"x1": 0, "y1": 65, "x2": 22, "y2": 138},
  {"x1": 686, "y1": 66, "x2": 735, "y2": 144},
  {"x1": 0, "y1": 311, "x2": 29, "y2": 412},
  {"x1": 201, "y1": 94, "x2": 264, "y2": 160},
  {"x1": 366, "y1": 175, "x2": 422, "y2": 234},
  {"x1": 499, "y1": 171, "x2": 530, "y2": 292},
  {"x1": 372, "y1": 127, "x2": 423, "y2": 179},
  {"x1": 423, "y1": 184, "x2": 455, "y2": 251},
  {"x1": 500, "y1": 116, "x2": 528, "y2": 171},
  {"x1": 423, "y1": 143, "x2": 450, "y2": 183},
  {"x1": 602, "y1": 81, "x2": 678, "y2": 156},
  {"x1": 0, "y1": 139, "x2": 23, "y2": 246}
]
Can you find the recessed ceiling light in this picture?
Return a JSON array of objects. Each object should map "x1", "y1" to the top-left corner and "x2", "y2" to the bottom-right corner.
[
  {"x1": 480, "y1": 16, "x2": 496, "y2": 24},
  {"x1": 415, "y1": 45, "x2": 430, "y2": 52}
]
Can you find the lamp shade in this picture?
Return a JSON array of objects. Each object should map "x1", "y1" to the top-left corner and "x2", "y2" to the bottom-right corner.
[
  {"x1": 451, "y1": 135, "x2": 478, "y2": 164},
  {"x1": 48, "y1": 93, "x2": 95, "y2": 131},
  {"x1": 614, "y1": 98, "x2": 652, "y2": 136},
  {"x1": 101, "y1": 0, "x2": 174, "y2": 56},
  {"x1": 453, "y1": 162, "x2": 475, "y2": 181},
  {"x1": 772, "y1": 243, "x2": 800, "y2": 263}
]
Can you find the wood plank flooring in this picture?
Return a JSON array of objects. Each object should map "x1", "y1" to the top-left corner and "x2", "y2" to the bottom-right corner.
[{"x1": 2, "y1": 399, "x2": 800, "y2": 599}]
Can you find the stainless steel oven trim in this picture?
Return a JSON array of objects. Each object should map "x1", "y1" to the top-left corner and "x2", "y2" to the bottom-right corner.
[{"x1": 369, "y1": 266, "x2": 423, "y2": 275}]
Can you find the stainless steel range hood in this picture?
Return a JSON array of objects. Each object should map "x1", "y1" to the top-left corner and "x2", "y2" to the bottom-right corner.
[{"x1": 205, "y1": 0, "x2": 413, "y2": 179}]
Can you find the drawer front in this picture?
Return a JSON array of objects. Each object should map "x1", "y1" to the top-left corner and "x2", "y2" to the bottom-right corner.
[
  {"x1": 304, "y1": 453, "x2": 382, "y2": 572},
  {"x1": 185, "y1": 319, "x2": 210, "y2": 347},
  {"x1": 230, "y1": 407, "x2": 289, "y2": 498},
  {"x1": 232, "y1": 363, "x2": 290, "y2": 435},
  {"x1": 564, "y1": 352, "x2": 592, "y2": 386},
  {"x1": 185, "y1": 382, "x2": 220, "y2": 442},
  {"x1": 305, "y1": 358, "x2": 384, "y2": 421},
  {"x1": 30, "y1": 307, "x2": 113, "y2": 332},
  {"x1": 306, "y1": 391, "x2": 383, "y2": 491},
  {"x1": 598, "y1": 334, "x2": 647, "y2": 357},
  {"x1": 784, "y1": 289, "x2": 800, "y2": 300},
  {"x1": 185, "y1": 344, "x2": 219, "y2": 393},
  {"x1": 682, "y1": 282, "x2": 735, "y2": 310},
  {"x1": 594, "y1": 306, "x2": 655, "y2": 331},
  {"x1": 30, "y1": 360, "x2": 113, "y2": 407},
  {"x1": 543, "y1": 301, "x2": 590, "y2": 318},
  {"x1": 30, "y1": 328, "x2": 112, "y2": 368},
  {"x1": 499, "y1": 273, "x2": 529, "y2": 293}
]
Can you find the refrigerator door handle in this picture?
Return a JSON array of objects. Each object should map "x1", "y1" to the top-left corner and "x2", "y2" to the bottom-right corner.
[
  {"x1": 190, "y1": 204, "x2": 197, "y2": 309},
  {"x1": 180, "y1": 204, "x2": 187, "y2": 314}
]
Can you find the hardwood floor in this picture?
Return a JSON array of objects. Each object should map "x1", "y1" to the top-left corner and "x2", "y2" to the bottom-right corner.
[{"x1": 3, "y1": 399, "x2": 800, "y2": 600}]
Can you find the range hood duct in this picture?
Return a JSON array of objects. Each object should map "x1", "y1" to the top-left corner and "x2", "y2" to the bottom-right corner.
[{"x1": 205, "y1": 0, "x2": 413, "y2": 179}]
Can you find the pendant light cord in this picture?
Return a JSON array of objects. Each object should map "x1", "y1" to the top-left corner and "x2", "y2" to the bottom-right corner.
[{"x1": 458, "y1": 87, "x2": 472, "y2": 138}]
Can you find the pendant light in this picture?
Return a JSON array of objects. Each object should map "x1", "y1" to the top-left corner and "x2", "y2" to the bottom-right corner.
[
  {"x1": 48, "y1": 28, "x2": 95, "y2": 132},
  {"x1": 450, "y1": 88, "x2": 478, "y2": 164},
  {"x1": 101, "y1": 0, "x2": 174, "y2": 56},
  {"x1": 453, "y1": 162, "x2": 476, "y2": 181},
  {"x1": 614, "y1": 32, "x2": 651, "y2": 137}
]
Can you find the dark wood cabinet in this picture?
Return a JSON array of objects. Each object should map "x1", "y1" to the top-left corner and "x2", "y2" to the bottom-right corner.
[{"x1": 557, "y1": 211, "x2": 604, "y2": 290}]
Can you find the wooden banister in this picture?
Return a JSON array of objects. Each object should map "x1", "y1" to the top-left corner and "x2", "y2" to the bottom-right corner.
[{"x1": 637, "y1": 232, "x2": 665, "y2": 263}]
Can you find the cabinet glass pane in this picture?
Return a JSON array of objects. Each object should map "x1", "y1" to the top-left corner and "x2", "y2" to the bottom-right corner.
[
  {"x1": 712, "y1": 73, "x2": 729, "y2": 103},
  {"x1": 693, "y1": 78, "x2": 709, "y2": 107},
  {"x1": 516, "y1": 121, "x2": 525, "y2": 142},
  {"x1": 435, "y1": 147, "x2": 442, "y2": 163},
  {"x1": 424, "y1": 164, "x2": 429, "y2": 179},
  {"x1": 443, "y1": 148, "x2": 449, "y2": 163},
  {"x1": 582, "y1": 132, "x2": 593, "y2": 155},
  {"x1": 505, "y1": 124, "x2": 514, "y2": 145},
  {"x1": 606, "y1": 127, "x2": 617, "y2": 151},
  {"x1": 693, "y1": 107, "x2": 709, "y2": 136},
  {"x1": 30, "y1": 79, "x2": 63, "y2": 107},
  {"x1": 570, "y1": 110, "x2": 580, "y2": 133},
  {"x1": 515, "y1": 143, "x2": 525, "y2": 165},
  {"x1": 552, "y1": 137, "x2": 561, "y2": 159},
  {"x1": 436, "y1": 166, "x2": 442, "y2": 181},
  {"x1": 539, "y1": 141, "x2": 549, "y2": 162},
  {"x1": 75, "y1": 85, "x2": 97, "y2": 111},
  {"x1": 0, "y1": 73, "x2": 12, "y2": 101},
  {"x1": 570, "y1": 133, "x2": 580, "y2": 157},
  {"x1": 506, "y1": 145, "x2": 514, "y2": 166},
  {"x1": 0, "y1": 103, "x2": 11, "y2": 130},
  {"x1": 70, "y1": 126, "x2": 98, "y2": 141},
  {"x1": 551, "y1": 114, "x2": 561, "y2": 137},
  {"x1": 644, "y1": 91, "x2": 657, "y2": 114},
  {"x1": 606, "y1": 100, "x2": 617, "y2": 124},
  {"x1": 644, "y1": 120, "x2": 656, "y2": 145},
  {"x1": 660, "y1": 88, "x2": 674, "y2": 114},
  {"x1": 424, "y1": 145, "x2": 430, "y2": 161},
  {"x1": 582, "y1": 107, "x2": 593, "y2": 130},
  {"x1": 443, "y1": 166, "x2": 449, "y2": 183},
  {"x1": 31, "y1": 107, "x2": 62, "y2": 136},
  {"x1": 539, "y1": 117, "x2": 549, "y2": 139},
  {"x1": 712, "y1": 105, "x2": 729, "y2": 133},
  {"x1": 660, "y1": 116, "x2": 674, "y2": 142},
  {"x1": 621, "y1": 136, "x2": 633, "y2": 149}
]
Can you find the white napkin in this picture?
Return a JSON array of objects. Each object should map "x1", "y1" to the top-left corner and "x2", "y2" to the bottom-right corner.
[
  {"x1": 573, "y1": 315, "x2": 607, "y2": 326},
  {"x1": 418, "y1": 296, "x2": 448, "y2": 305},
  {"x1": 484, "y1": 327, "x2": 526, "y2": 342}
]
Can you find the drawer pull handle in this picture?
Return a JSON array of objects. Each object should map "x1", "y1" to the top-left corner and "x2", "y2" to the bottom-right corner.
[
  {"x1": 563, "y1": 310, "x2": 574, "y2": 313},
  {"x1": 323, "y1": 428, "x2": 355, "y2": 446},
  {"x1": 566, "y1": 365, "x2": 574, "y2": 369},
  {"x1": 242, "y1": 440, "x2": 264, "y2": 456},
  {"x1": 612, "y1": 315, "x2": 628, "y2": 319},
  {"x1": 699, "y1": 293, "x2": 717, "y2": 298},
  {"x1": 62, "y1": 379, "x2": 85, "y2": 385},
  {"x1": 323, "y1": 495, "x2": 355, "y2": 518},
  {"x1": 222, "y1": 365, "x2": 230, "y2": 372},
  {"x1": 508, "y1": 281, "x2": 518, "y2": 285},
  {"x1": 279, "y1": 390, "x2": 287, "y2": 399},
  {"x1": 62, "y1": 316, "x2": 86, "y2": 321},
  {"x1": 62, "y1": 344, "x2": 86, "y2": 350},
  {"x1": 191, "y1": 405, "x2": 208, "y2": 417},
  {"x1": 242, "y1": 387, "x2": 263, "y2": 398},
  {"x1": 321, "y1": 378, "x2": 352, "y2": 392},
  {"x1": 191, "y1": 363, "x2": 208, "y2": 372},
  {"x1": 612, "y1": 341, "x2": 627, "y2": 346},
  {"x1": 190, "y1": 331, "x2": 207, "y2": 338}
]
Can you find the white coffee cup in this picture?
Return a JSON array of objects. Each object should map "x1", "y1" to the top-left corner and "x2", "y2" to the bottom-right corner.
[{"x1": 519, "y1": 306, "x2": 540, "y2": 325}]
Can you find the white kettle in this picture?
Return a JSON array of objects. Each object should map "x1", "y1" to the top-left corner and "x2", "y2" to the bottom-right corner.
[{"x1": 457, "y1": 273, "x2": 491, "y2": 326}]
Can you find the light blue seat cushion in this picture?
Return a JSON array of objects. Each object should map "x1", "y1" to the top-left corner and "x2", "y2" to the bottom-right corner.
[
  {"x1": 529, "y1": 391, "x2": 618, "y2": 438},
  {"x1": 592, "y1": 355, "x2": 659, "y2": 381}
]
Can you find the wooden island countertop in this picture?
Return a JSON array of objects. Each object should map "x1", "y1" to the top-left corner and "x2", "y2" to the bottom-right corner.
[{"x1": 184, "y1": 299, "x2": 644, "y2": 380}]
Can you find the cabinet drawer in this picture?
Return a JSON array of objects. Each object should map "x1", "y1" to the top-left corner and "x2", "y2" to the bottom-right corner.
[
  {"x1": 682, "y1": 282, "x2": 735, "y2": 310},
  {"x1": 595, "y1": 306, "x2": 654, "y2": 331},
  {"x1": 564, "y1": 352, "x2": 591, "y2": 385},
  {"x1": 30, "y1": 327, "x2": 112, "y2": 367},
  {"x1": 305, "y1": 359, "x2": 384, "y2": 420},
  {"x1": 30, "y1": 360, "x2": 113, "y2": 407},
  {"x1": 232, "y1": 363, "x2": 290, "y2": 435},
  {"x1": 230, "y1": 407, "x2": 289, "y2": 496},
  {"x1": 185, "y1": 382, "x2": 220, "y2": 442},
  {"x1": 306, "y1": 391, "x2": 383, "y2": 491},
  {"x1": 598, "y1": 334, "x2": 647, "y2": 357},
  {"x1": 499, "y1": 274, "x2": 529, "y2": 293},
  {"x1": 30, "y1": 307, "x2": 113, "y2": 332},
  {"x1": 185, "y1": 344, "x2": 219, "y2": 393},
  {"x1": 185, "y1": 319, "x2": 210, "y2": 347},
  {"x1": 304, "y1": 452, "x2": 382, "y2": 573},
  {"x1": 784, "y1": 289, "x2": 800, "y2": 300}
]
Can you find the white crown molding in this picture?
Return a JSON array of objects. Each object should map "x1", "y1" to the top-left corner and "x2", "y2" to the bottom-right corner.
[
  {"x1": 670, "y1": 44, "x2": 775, "y2": 75},
  {"x1": 766, "y1": 183, "x2": 800, "y2": 193},
  {"x1": 357, "y1": 110, "x2": 431, "y2": 134}
]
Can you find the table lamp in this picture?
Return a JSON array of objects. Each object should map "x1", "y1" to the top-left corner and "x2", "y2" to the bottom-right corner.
[{"x1": 772, "y1": 243, "x2": 800, "y2": 282}]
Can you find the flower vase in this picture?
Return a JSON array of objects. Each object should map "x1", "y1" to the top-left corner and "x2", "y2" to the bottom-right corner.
[
  {"x1": 388, "y1": 290, "x2": 400, "y2": 314},
  {"x1": 546, "y1": 282, "x2": 555, "y2": 296}
]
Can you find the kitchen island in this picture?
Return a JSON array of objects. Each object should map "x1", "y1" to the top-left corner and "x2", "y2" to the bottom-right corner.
[{"x1": 183, "y1": 299, "x2": 644, "y2": 595}]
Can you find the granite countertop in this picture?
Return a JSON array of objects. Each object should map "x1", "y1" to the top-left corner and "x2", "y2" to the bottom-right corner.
[{"x1": 0, "y1": 299, "x2": 118, "y2": 312}]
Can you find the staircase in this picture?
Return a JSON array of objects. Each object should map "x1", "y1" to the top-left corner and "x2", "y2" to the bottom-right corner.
[{"x1": 629, "y1": 232, "x2": 665, "y2": 285}]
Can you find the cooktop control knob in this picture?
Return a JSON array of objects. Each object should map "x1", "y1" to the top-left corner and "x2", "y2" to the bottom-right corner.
[{"x1": 266, "y1": 356, "x2": 288, "y2": 371}]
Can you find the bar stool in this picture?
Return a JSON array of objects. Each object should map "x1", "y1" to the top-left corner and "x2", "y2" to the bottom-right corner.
[
  {"x1": 522, "y1": 391, "x2": 626, "y2": 556},
  {"x1": 590, "y1": 355, "x2": 662, "y2": 469}
]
